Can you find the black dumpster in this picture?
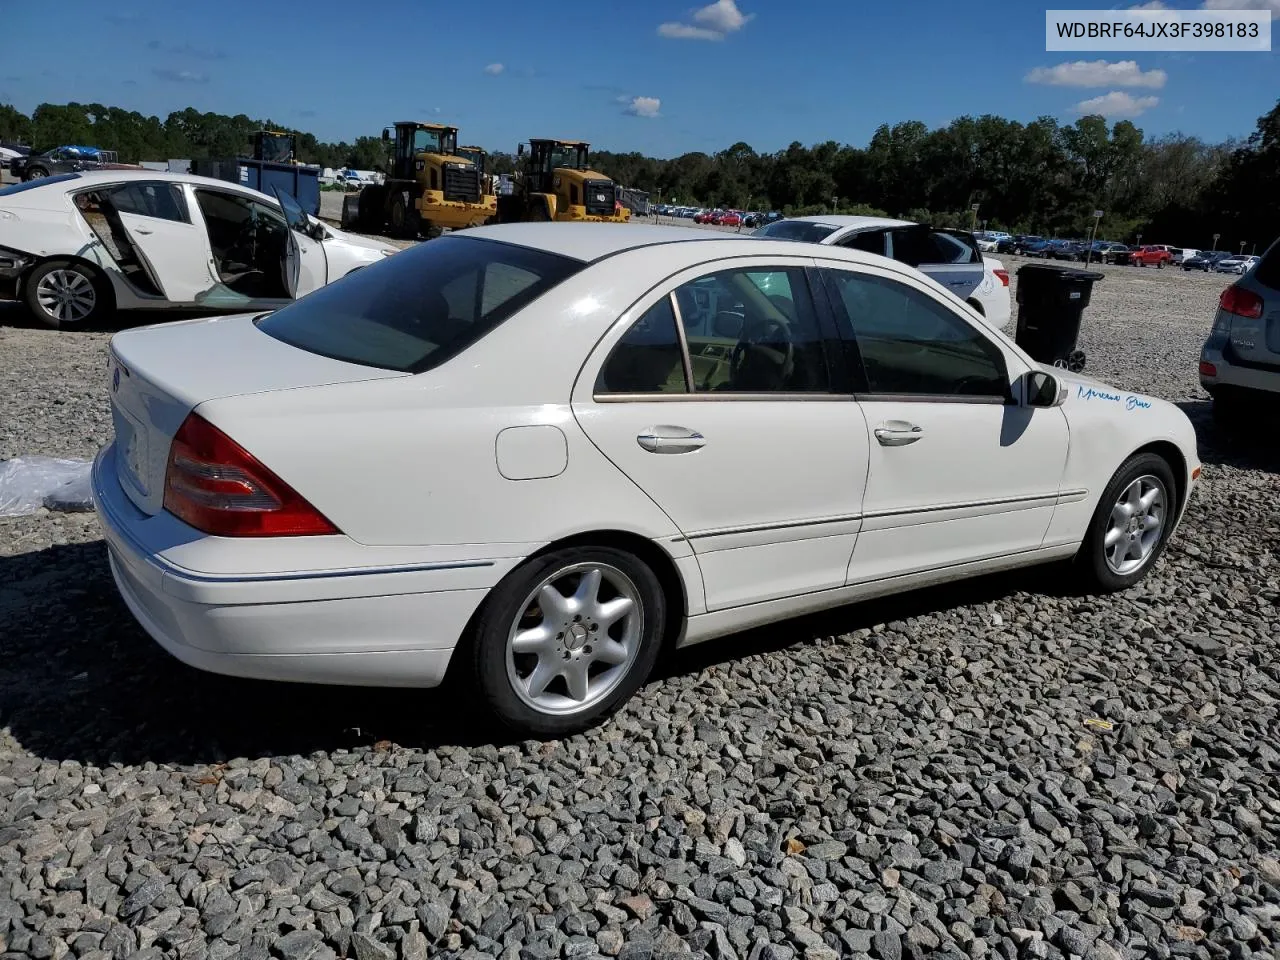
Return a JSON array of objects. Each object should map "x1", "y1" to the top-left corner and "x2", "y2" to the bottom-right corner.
[{"x1": 1014, "y1": 263, "x2": 1104, "y2": 372}]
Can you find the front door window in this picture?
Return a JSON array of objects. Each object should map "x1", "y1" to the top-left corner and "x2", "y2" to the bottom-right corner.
[{"x1": 194, "y1": 189, "x2": 290, "y2": 299}]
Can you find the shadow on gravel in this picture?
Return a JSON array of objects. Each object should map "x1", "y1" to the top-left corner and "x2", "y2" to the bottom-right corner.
[
  {"x1": 657, "y1": 561, "x2": 1073, "y2": 682},
  {"x1": 0, "y1": 540, "x2": 502, "y2": 767},
  {"x1": 0, "y1": 537, "x2": 1077, "y2": 766},
  {"x1": 1177, "y1": 399, "x2": 1280, "y2": 474}
]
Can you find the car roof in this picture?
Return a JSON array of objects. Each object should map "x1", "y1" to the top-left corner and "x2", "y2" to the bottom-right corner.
[
  {"x1": 455, "y1": 222, "x2": 917, "y2": 272},
  {"x1": 29, "y1": 169, "x2": 265, "y2": 193},
  {"x1": 779, "y1": 214, "x2": 915, "y2": 230}
]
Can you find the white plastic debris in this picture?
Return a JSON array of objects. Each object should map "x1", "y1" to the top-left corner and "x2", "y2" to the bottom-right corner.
[{"x1": 0, "y1": 456, "x2": 95, "y2": 516}]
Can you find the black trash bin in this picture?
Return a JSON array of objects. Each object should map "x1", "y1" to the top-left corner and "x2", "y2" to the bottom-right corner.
[{"x1": 1014, "y1": 263, "x2": 1104, "y2": 371}]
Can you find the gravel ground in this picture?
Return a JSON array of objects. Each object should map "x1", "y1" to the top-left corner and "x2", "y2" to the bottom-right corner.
[{"x1": 2, "y1": 261, "x2": 1279, "y2": 960}]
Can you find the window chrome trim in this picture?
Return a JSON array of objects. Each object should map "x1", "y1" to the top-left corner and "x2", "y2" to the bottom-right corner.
[
  {"x1": 853, "y1": 392, "x2": 1009, "y2": 405},
  {"x1": 592, "y1": 392, "x2": 856, "y2": 403},
  {"x1": 861, "y1": 490, "x2": 1062, "y2": 521},
  {"x1": 668, "y1": 290, "x2": 696, "y2": 393},
  {"x1": 676, "y1": 513, "x2": 864, "y2": 543}
]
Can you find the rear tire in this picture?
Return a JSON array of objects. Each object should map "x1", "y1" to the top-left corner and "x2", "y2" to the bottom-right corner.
[
  {"x1": 1076, "y1": 453, "x2": 1177, "y2": 592},
  {"x1": 468, "y1": 546, "x2": 666, "y2": 737},
  {"x1": 23, "y1": 260, "x2": 113, "y2": 330}
]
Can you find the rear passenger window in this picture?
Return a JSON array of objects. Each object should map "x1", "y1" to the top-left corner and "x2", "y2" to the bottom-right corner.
[
  {"x1": 105, "y1": 182, "x2": 189, "y2": 223},
  {"x1": 825, "y1": 270, "x2": 1008, "y2": 399},
  {"x1": 840, "y1": 230, "x2": 887, "y2": 255},
  {"x1": 889, "y1": 228, "x2": 979, "y2": 266},
  {"x1": 596, "y1": 267, "x2": 831, "y2": 396},
  {"x1": 595, "y1": 296, "x2": 688, "y2": 394}
]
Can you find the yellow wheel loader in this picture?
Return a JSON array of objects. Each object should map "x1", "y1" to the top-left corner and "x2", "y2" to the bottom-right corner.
[
  {"x1": 342, "y1": 122, "x2": 496, "y2": 238},
  {"x1": 457, "y1": 145, "x2": 496, "y2": 201},
  {"x1": 495, "y1": 139, "x2": 630, "y2": 224}
]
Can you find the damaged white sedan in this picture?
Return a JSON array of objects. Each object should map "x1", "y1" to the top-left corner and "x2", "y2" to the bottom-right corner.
[{"x1": 0, "y1": 171, "x2": 399, "y2": 328}]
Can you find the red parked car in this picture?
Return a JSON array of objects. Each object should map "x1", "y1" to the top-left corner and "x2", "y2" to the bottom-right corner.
[
  {"x1": 720, "y1": 211, "x2": 743, "y2": 227},
  {"x1": 1131, "y1": 245, "x2": 1173, "y2": 268},
  {"x1": 693, "y1": 210, "x2": 716, "y2": 224}
]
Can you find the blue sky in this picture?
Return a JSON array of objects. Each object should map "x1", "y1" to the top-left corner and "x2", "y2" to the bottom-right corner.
[{"x1": 0, "y1": 0, "x2": 1276, "y2": 156}]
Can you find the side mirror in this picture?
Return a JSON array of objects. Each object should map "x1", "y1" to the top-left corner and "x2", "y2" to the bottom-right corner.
[
  {"x1": 381, "y1": 128, "x2": 390, "y2": 142},
  {"x1": 1023, "y1": 370, "x2": 1066, "y2": 408}
]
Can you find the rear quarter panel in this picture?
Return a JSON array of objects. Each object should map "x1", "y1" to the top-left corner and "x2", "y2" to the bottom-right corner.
[
  {"x1": 190, "y1": 248, "x2": 717, "y2": 554},
  {"x1": 0, "y1": 188, "x2": 99, "y2": 263}
]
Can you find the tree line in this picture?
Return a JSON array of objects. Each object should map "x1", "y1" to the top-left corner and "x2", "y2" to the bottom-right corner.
[{"x1": 2, "y1": 98, "x2": 1276, "y2": 251}]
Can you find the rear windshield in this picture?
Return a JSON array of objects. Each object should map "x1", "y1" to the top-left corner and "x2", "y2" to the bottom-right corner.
[
  {"x1": 0, "y1": 173, "x2": 80, "y2": 195},
  {"x1": 754, "y1": 220, "x2": 840, "y2": 243},
  {"x1": 1253, "y1": 238, "x2": 1280, "y2": 289},
  {"x1": 257, "y1": 236, "x2": 584, "y2": 373}
]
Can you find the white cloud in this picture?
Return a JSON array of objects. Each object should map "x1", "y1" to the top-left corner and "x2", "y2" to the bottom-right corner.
[
  {"x1": 658, "y1": 22, "x2": 723, "y2": 39},
  {"x1": 1026, "y1": 59, "x2": 1166, "y2": 88},
  {"x1": 483, "y1": 63, "x2": 504, "y2": 75},
  {"x1": 694, "y1": 0, "x2": 752, "y2": 32},
  {"x1": 1203, "y1": 0, "x2": 1280, "y2": 17},
  {"x1": 658, "y1": 0, "x2": 753, "y2": 40},
  {"x1": 624, "y1": 96, "x2": 661, "y2": 118},
  {"x1": 1129, "y1": 1, "x2": 1166, "y2": 9},
  {"x1": 1072, "y1": 91, "x2": 1160, "y2": 118}
]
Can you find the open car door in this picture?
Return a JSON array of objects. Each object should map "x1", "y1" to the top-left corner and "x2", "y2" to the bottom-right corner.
[
  {"x1": 102, "y1": 182, "x2": 220, "y2": 303},
  {"x1": 272, "y1": 187, "x2": 328, "y2": 299}
]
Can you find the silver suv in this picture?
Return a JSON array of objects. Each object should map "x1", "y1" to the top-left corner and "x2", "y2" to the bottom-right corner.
[{"x1": 1199, "y1": 237, "x2": 1280, "y2": 418}]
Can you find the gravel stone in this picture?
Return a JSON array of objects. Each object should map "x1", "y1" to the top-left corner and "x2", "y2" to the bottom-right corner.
[{"x1": 1, "y1": 266, "x2": 1278, "y2": 960}]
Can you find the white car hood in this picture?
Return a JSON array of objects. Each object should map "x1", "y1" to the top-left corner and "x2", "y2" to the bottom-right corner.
[{"x1": 310, "y1": 217, "x2": 398, "y2": 255}]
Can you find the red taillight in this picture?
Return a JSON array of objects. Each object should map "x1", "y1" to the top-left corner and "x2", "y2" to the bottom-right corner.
[
  {"x1": 163, "y1": 413, "x2": 338, "y2": 537},
  {"x1": 1199, "y1": 360, "x2": 1217, "y2": 377},
  {"x1": 993, "y1": 269, "x2": 1010, "y2": 287},
  {"x1": 1219, "y1": 285, "x2": 1263, "y2": 320}
]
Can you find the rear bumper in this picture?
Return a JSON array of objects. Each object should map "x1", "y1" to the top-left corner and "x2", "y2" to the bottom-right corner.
[
  {"x1": 1200, "y1": 341, "x2": 1280, "y2": 395},
  {"x1": 91, "y1": 444, "x2": 509, "y2": 687}
]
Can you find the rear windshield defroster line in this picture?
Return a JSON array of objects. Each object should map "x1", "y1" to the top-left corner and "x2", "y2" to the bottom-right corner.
[{"x1": 256, "y1": 236, "x2": 586, "y2": 374}]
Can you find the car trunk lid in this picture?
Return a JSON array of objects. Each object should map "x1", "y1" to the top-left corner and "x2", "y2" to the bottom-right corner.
[{"x1": 108, "y1": 312, "x2": 407, "y2": 516}]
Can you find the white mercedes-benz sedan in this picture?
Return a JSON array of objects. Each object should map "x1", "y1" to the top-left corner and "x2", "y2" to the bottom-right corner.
[
  {"x1": 0, "y1": 171, "x2": 399, "y2": 328},
  {"x1": 92, "y1": 223, "x2": 1200, "y2": 736}
]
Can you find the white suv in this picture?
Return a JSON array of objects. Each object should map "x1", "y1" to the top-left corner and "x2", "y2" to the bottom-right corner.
[{"x1": 754, "y1": 216, "x2": 1012, "y2": 331}]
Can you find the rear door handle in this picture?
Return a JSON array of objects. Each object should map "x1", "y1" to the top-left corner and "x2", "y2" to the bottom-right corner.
[
  {"x1": 637, "y1": 427, "x2": 706, "y2": 454},
  {"x1": 135, "y1": 228, "x2": 154, "y2": 235},
  {"x1": 874, "y1": 421, "x2": 923, "y2": 446}
]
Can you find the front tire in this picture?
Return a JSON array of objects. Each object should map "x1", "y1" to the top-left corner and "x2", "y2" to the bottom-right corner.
[
  {"x1": 469, "y1": 546, "x2": 666, "y2": 736},
  {"x1": 1077, "y1": 453, "x2": 1177, "y2": 591},
  {"x1": 23, "y1": 260, "x2": 112, "y2": 329}
]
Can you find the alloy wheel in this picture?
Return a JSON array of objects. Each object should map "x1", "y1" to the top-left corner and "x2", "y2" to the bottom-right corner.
[
  {"x1": 505, "y1": 562, "x2": 642, "y2": 716},
  {"x1": 1103, "y1": 475, "x2": 1166, "y2": 575},
  {"x1": 36, "y1": 269, "x2": 96, "y2": 324}
]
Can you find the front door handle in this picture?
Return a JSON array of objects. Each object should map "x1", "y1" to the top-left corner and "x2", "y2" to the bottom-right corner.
[
  {"x1": 874, "y1": 421, "x2": 923, "y2": 446},
  {"x1": 135, "y1": 228, "x2": 154, "y2": 235},
  {"x1": 637, "y1": 427, "x2": 706, "y2": 454}
]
